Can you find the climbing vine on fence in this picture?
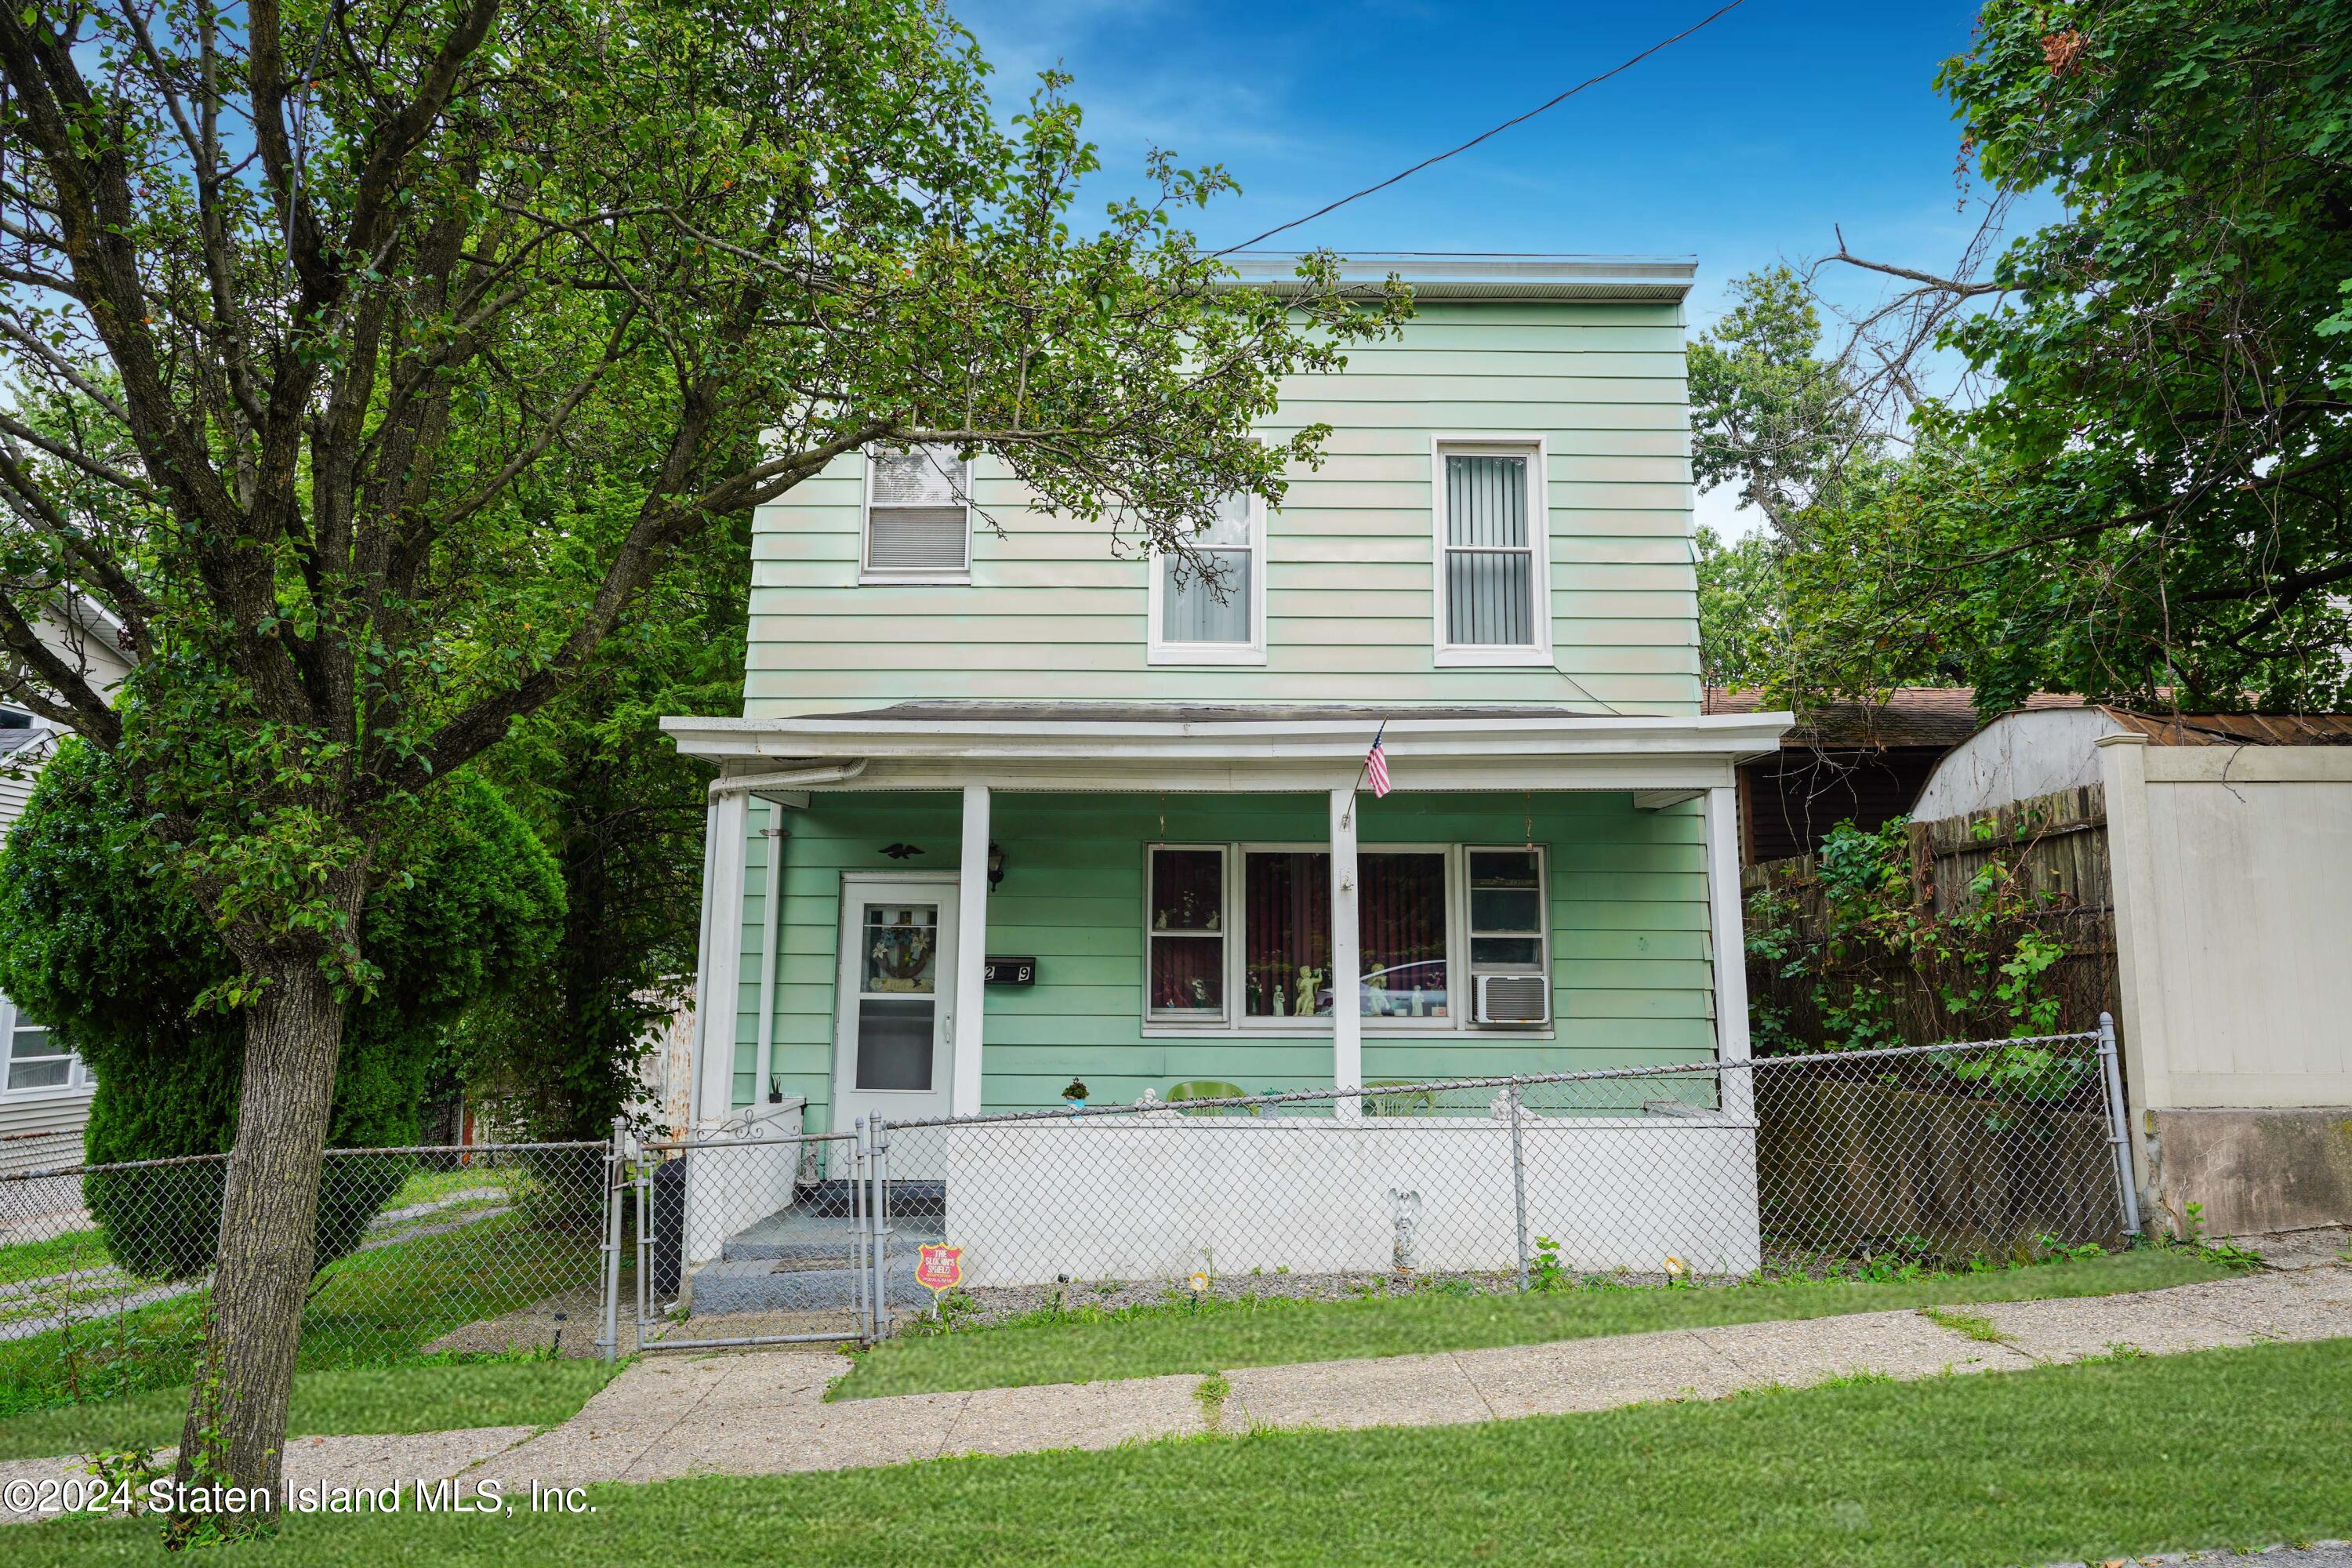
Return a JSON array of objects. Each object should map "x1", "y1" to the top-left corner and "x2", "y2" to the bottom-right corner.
[{"x1": 1744, "y1": 816, "x2": 2104, "y2": 1096}]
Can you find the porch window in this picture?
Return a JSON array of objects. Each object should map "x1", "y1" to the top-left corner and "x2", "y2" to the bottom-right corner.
[
  {"x1": 1468, "y1": 849, "x2": 1547, "y2": 970},
  {"x1": 1149, "y1": 492, "x2": 1265, "y2": 664},
  {"x1": 1360, "y1": 851, "x2": 1449, "y2": 1019},
  {"x1": 1, "y1": 993, "x2": 84, "y2": 1094},
  {"x1": 1145, "y1": 844, "x2": 1543, "y2": 1033},
  {"x1": 1434, "y1": 442, "x2": 1550, "y2": 664},
  {"x1": 1244, "y1": 851, "x2": 1331, "y2": 1018},
  {"x1": 863, "y1": 445, "x2": 970, "y2": 579},
  {"x1": 1148, "y1": 848, "x2": 1227, "y2": 1021}
]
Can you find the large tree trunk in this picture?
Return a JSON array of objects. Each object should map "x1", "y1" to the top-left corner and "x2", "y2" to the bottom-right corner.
[{"x1": 169, "y1": 952, "x2": 350, "y2": 1541}]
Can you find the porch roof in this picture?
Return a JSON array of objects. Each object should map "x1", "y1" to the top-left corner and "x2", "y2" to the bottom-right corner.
[{"x1": 661, "y1": 702, "x2": 1793, "y2": 796}]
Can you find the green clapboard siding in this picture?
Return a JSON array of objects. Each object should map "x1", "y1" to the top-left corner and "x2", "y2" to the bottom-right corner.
[
  {"x1": 740, "y1": 301, "x2": 1702, "y2": 718},
  {"x1": 726, "y1": 791, "x2": 1719, "y2": 1122}
]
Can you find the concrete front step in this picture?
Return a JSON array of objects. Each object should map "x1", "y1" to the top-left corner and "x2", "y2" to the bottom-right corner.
[{"x1": 688, "y1": 1251, "x2": 934, "y2": 1313}]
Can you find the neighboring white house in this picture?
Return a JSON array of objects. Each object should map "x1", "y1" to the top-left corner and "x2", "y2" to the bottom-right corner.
[{"x1": 0, "y1": 597, "x2": 134, "y2": 1174}]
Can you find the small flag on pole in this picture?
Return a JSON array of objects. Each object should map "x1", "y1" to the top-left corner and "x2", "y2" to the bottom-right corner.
[{"x1": 1365, "y1": 727, "x2": 1391, "y2": 798}]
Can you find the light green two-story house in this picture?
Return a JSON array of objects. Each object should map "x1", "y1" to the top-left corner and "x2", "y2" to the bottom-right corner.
[{"x1": 662, "y1": 254, "x2": 1790, "y2": 1150}]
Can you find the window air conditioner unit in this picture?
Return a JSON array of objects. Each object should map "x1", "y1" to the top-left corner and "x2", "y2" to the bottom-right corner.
[{"x1": 1474, "y1": 973, "x2": 1548, "y2": 1025}]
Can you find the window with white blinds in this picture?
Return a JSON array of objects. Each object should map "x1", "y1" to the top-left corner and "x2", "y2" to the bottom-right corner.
[
  {"x1": 1149, "y1": 492, "x2": 1265, "y2": 663},
  {"x1": 1433, "y1": 441, "x2": 1551, "y2": 664},
  {"x1": 863, "y1": 445, "x2": 971, "y2": 579}
]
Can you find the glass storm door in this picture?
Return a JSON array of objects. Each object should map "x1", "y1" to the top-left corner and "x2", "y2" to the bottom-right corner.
[{"x1": 831, "y1": 878, "x2": 959, "y2": 1151}]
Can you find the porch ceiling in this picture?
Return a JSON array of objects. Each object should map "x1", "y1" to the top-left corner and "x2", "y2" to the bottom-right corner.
[{"x1": 660, "y1": 702, "x2": 1793, "y2": 794}]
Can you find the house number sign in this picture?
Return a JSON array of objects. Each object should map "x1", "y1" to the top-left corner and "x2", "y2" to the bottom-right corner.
[{"x1": 982, "y1": 956, "x2": 1036, "y2": 985}]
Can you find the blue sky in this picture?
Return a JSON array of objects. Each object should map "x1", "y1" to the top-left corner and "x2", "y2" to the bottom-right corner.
[{"x1": 959, "y1": 0, "x2": 2047, "y2": 534}]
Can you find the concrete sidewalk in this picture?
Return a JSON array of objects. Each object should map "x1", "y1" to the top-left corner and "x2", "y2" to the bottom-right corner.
[{"x1": 5, "y1": 1263, "x2": 2347, "y2": 1523}]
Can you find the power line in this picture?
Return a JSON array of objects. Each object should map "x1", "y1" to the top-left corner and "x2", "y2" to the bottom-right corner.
[{"x1": 1217, "y1": 0, "x2": 1752, "y2": 256}]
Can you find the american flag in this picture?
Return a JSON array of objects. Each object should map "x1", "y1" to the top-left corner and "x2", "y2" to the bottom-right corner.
[{"x1": 1364, "y1": 727, "x2": 1391, "y2": 797}]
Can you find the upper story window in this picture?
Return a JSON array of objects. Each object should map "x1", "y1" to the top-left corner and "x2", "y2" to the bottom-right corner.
[
  {"x1": 1432, "y1": 439, "x2": 1552, "y2": 666},
  {"x1": 1149, "y1": 492, "x2": 1265, "y2": 665},
  {"x1": 1, "y1": 992, "x2": 87, "y2": 1096},
  {"x1": 863, "y1": 445, "x2": 971, "y2": 582}
]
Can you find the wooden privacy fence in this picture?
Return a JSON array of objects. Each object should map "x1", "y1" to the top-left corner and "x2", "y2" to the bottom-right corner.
[
  {"x1": 1741, "y1": 785, "x2": 2133, "y2": 1257},
  {"x1": 1740, "y1": 783, "x2": 2125, "y2": 1050}
]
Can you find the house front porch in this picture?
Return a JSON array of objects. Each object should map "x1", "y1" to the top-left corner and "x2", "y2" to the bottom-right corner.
[{"x1": 655, "y1": 704, "x2": 1788, "y2": 1294}]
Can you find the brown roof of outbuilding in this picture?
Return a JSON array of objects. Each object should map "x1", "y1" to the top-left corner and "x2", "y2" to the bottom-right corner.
[
  {"x1": 2105, "y1": 710, "x2": 2352, "y2": 746},
  {"x1": 1704, "y1": 687, "x2": 2352, "y2": 750},
  {"x1": 1704, "y1": 687, "x2": 2085, "y2": 750}
]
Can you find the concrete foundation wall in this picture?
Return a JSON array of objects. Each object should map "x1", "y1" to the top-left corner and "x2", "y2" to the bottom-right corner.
[
  {"x1": 933, "y1": 1112, "x2": 1762, "y2": 1286},
  {"x1": 2146, "y1": 1107, "x2": 2352, "y2": 1238}
]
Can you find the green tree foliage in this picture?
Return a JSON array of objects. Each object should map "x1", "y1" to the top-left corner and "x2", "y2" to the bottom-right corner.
[
  {"x1": 1842, "y1": 1, "x2": 2352, "y2": 709},
  {"x1": 1693, "y1": 524, "x2": 1788, "y2": 692},
  {"x1": 0, "y1": 0, "x2": 1397, "y2": 1508},
  {"x1": 1689, "y1": 267, "x2": 1878, "y2": 537},
  {"x1": 459, "y1": 507, "x2": 753, "y2": 1140},
  {"x1": 0, "y1": 739, "x2": 561, "y2": 1278}
]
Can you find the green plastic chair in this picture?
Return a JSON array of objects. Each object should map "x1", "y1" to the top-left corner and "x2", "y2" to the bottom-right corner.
[
  {"x1": 1165, "y1": 1080, "x2": 1258, "y2": 1117},
  {"x1": 1362, "y1": 1079, "x2": 1436, "y2": 1118}
]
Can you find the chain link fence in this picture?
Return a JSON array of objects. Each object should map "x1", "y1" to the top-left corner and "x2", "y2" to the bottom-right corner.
[
  {"x1": 0, "y1": 1141, "x2": 611, "y2": 1406},
  {"x1": 660, "y1": 1023, "x2": 2130, "y2": 1341},
  {"x1": 0, "y1": 1025, "x2": 2143, "y2": 1381}
]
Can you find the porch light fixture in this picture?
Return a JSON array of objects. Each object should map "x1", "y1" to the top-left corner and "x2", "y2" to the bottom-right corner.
[{"x1": 988, "y1": 840, "x2": 1006, "y2": 887}]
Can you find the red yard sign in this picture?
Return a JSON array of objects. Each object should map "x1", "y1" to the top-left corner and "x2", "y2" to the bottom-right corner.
[{"x1": 916, "y1": 1243, "x2": 963, "y2": 1294}]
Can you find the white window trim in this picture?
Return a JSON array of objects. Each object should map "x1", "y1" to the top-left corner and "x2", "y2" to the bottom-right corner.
[
  {"x1": 1146, "y1": 494, "x2": 1268, "y2": 666},
  {"x1": 859, "y1": 445, "x2": 973, "y2": 585},
  {"x1": 1145, "y1": 843, "x2": 1234, "y2": 1024},
  {"x1": 1463, "y1": 844, "x2": 1552, "y2": 1029},
  {"x1": 1430, "y1": 435, "x2": 1554, "y2": 668},
  {"x1": 1141, "y1": 842, "x2": 1550, "y2": 1038},
  {"x1": 0, "y1": 992, "x2": 91, "y2": 1102}
]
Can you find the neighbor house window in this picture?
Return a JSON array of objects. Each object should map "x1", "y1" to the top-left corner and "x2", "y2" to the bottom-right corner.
[
  {"x1": 1148, "y1": 847, "x2": 1228, "y2": 1021},
  {"x1": 1433, "y1": 441, "x2": 1550, "y2": 664},
  {"x1": 863, "y1": 445, "x2": 971, "y2": 580},
  {"x1": 1141, "y1": 846, "x2": 1502, "y2": 1029},
  {"x1": 1149, "y1": 492, "x2": 1265, "y2": 664},
  {"x1": 0, "y1": 993, "x2": 85, "y2": 1094}
]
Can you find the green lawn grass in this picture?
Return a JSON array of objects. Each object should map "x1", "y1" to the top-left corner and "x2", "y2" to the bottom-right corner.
[
  {"x1": 0, "y1": 1210, "x2": 602, "y2": 1415},
  {"x1": 17, "y1": 1338, "x2": 2351, "y2": 1566},
  {"x1": 0, "y1": 1227, "x2": 110, "y2": 1289},
  {"x1": 0, "y1": 1359, "x2": 620, "y2": 1463},
  {"x1": 835, "y1": 1250, "x2": 2234, "y2": 1399}
]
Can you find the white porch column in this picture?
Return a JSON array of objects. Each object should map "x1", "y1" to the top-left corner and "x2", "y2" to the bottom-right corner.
[
  {"x1": 951, "y1": 783, "x2": 991, "y2": 1116},
  {"x1": 1703, "y1": 785, "x2": 1754, "y2": 1122},
  {"x1": 1328, "y1": 786, "x2": 1363, "y2": 1117},
  {"x1": 692, "y1": 788, "x2": 753, "y2": 1127}
]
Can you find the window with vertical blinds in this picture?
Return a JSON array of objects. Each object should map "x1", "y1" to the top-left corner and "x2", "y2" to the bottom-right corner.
[
  {"x1": 864, "y1": 445, "x2": 970, "y2": 576},
  {"x1": 1439, "y1": 448, "x2": 1541, "y2": 651}
]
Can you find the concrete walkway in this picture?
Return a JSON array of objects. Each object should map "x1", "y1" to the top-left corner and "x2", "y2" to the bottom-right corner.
[{"x1": 5, "y1": 1263, "x2": 2347, "y2": 1523}]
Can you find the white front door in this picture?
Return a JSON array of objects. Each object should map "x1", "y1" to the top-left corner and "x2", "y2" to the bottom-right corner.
[{"x1": 832, "y1": 877, "x2": 960, "y2": 1145}]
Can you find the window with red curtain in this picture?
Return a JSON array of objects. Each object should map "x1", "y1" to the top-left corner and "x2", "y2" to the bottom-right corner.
[
  {"x1": 1243, "y1": 851, "x2": 1330, "y2": 1017},
  {"x1": 1148, "y1": 848, "x2": 1225, "y2": 1019},
  {"x1": 1360, "y1": 852, "x2": 1449, "y2": 1018},
  {"x1": 1240, "y1": 850, "x2": 1450, "y2": 1019}
]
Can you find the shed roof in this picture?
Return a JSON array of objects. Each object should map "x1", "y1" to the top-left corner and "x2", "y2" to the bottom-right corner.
[{"x1": 1704, "y1": 687, "x2": 2086, "y2": 750}]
